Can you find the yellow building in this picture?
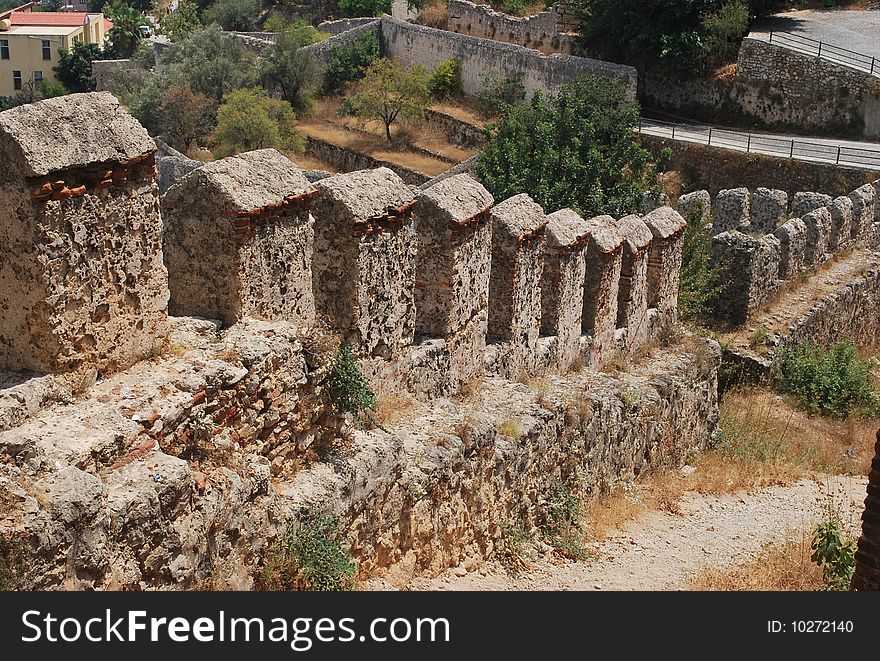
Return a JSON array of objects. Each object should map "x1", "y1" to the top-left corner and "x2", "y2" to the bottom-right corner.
[{"x1": 0, "y1": 4, "x2": 107, "y2": 98}]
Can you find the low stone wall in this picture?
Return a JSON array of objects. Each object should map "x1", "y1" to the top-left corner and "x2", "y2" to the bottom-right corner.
[
  {"x1": 642, "y1": 38, "x2": 880, "y2": 139},
  {"x1": 447, "y1": 0, "x2": 578, "y2": 55},
  {"x1": 424, "y1": 108, "x2": 486, "y2": 148},
  {"x1": 640, "y1": 133, "x2": 879, "y2": 198},
  {"x1": 316, "y1": 17, "x2": 378, "y2": 35},
  {"x1": 304, "y1": 136, "x2": 430, "y2": 185},
  {"x1": 380, "y1": 17, "x2": 637, "y2": 101}
]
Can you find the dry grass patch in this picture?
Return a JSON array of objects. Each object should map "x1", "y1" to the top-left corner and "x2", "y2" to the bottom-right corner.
[
  {"x1": 688, "y1": 532, "x2": 825, "y2": 591},
  {"x1": 374, "y1": 394, "x2": 420, "y2": 428},
  {"x1": 583, "y1": 486, "x2": 647, "y2": 541}
]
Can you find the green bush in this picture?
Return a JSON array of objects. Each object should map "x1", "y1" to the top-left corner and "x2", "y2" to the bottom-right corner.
[
  {"x1": 678, "y1": 205, "x2": 725, "y2": 323},
  {"x1": 702, "y1": 0, "x2": 750, "y2": 68},
  {"x1": 338, "y1": 0, "x2": 391, "y2": 16},
  {"x1": 811, "y1": 520, "x2": 856, "y2": 591},
  {"x1": 427, "y1": 58, "x2": 462, "y2": 99},
  {"x1": 323, "y1": 32, "x2": 381, "y2": 93},
  {"x1": 776, "y1": 342, "x2": 879, "y2": 418},
  {"x1": 541, "y1": 481, "x2": 590, "y2": 560},
  {"x1": 330, "y1": 346, "x2": 381, "y2": 428},
  {"x1": 259, "y1": 515, "x2": 357, "y2": 591},
  {"x1": 475, "y1": 71, "x2": 525, "y2": 115}
]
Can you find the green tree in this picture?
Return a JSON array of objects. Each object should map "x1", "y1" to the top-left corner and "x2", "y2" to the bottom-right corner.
[
  {"x1": 158, "y1": 84, "x2": 217, "y2": 152},
  {"x1": 53, "y1": 42, "x2": 103, "y2": 93},
  {"x1": 475, "y1": 75, "x2": 659, "y2": 219},
  {"x1": 160, "y1": 25, "x2": 260, "y2": 102},
  {"x1": 323, "y1": 31, "x2": 380, "y2": 93},
  {"x1": 161, "y1": 1, "x2": 203, "y2": 41},
  {"x1": 104, "y1": 3, "x2": 150, "y2": 59},
  {"x1": 260, "y1": 21, "x2": 323, "y2": 113},
  {"x1": 574, "y1": 0, "x2": 782, "y2": 76},
  {"x1": 206, "y1": 0, "x2": 260, "y2": 31},
  {"x1": 344, "y1": 58, "x2": 430, "y2": 143},
  {"x1": 338, "y1": 0, "x2": 391, "y2": 17},
  {"x1": 213, "y1": 87, "x2": 305, "y2": 157}
]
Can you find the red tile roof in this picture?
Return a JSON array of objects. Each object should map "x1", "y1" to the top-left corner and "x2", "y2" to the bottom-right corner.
[{"x1": 9, "y1": 12, "x2": 93, "y2": 26}]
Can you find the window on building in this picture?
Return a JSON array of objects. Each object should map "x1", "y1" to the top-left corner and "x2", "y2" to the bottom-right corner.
[
  {"x1": 42, "y1": 40, "x2": 51, "y2": 61},
  {"x1": 34, "y1": 71, "x2": 43, "y2": 82},
  {"x1": 13, "y1": 71, "x2": 22, "y2": 91},
  {"x1": 0, "y1": 40, "x2": 8, "y2": 60}
]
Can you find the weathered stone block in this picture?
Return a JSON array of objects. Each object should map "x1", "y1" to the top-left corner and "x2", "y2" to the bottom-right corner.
[
  {"x1": 828, "y1": 196, "x2": 854, "y2": 251},
  {"x1": 774, "y1": 218, "x2": 807, "y2": 281},
  {"x1": 677, "y1": 190, "x2": 711, "y2": 226},
  {"x1": 641, "y1": 190, "x2": 670, "y2": 214},
  {"x1": 541, "y1": 209, "x2": 590, "y2": 373},
  {"x1": 714, "y1": 188, "x2": 750, "y2": 232},
  {"x1": 163, "y1": 149, "x2": 316, "y2": 329},
  {"x1": 488, "y1": 193, "x2": 547, "y2": 378},
  {"x1": 614, "y1": 214, "x2": 653, "y2": 349},
  {"x1": 415, "y1": 173, "x2": 493, "y2": 387},
  {"x1": 643, "y1": 207, "x2": 687, "y2": 331},
  {"x1": 582, "y1": 215, "x2": 623, "y2": 366},
  {"x1": 849, "y1": 183, "x2": 876, "y2": 244},
  {"x1": 792, "y1": 191, "x2": 832, "y2": 218},
  {"x1": 311, "y1": 167, "x2": 417, "y2": 359},
  {"x1": 874, "y1": 179, "x2": 880, "y2": 224},
  {"x1": 802, "y1": 207, "x2": 833, "y2": 267},
  {"x1": 710, "y1": 231, "x2": 780, "y2": 326},
  {"x1": 750, "y1": 187, "x2": 788, "y2": 233},
  {"x1": 0, "y1": 92, "x2": 168, "y2": 374}
]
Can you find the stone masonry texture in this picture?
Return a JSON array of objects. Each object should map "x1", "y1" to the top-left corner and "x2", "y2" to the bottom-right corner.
[
  {"x1": 614, "y1": 214, "x2": 653, "y2": 349},
  {"x1": 750, "y1": 188, "x2": 788, "y2": 233},
  {"x1": 829, "y1": 196, "x2": 854, "y2": 252},
  {"x1": 488, "y1": 193, "x2": 547, "y2": 378},
  {"x1": 711, "y1": 230, "x2": 780, "y2": 326},
  {"x1": 714, "y1": 188, "x2": 750, "y2": 233},
  {"x1": 852, "y1": 429, "x2": 880, "y2": 591},
  {"x1": 775, "y1": 218, "x2": 808, "y2": 281},
  {"x1": 162, "y1": 149, "x2": 316, "y2": 329},
  {"x1": 0, "y1": 92, "x2": 168, "y2": 374},
  {"x1": 802, "y1": 207, "x2": 833, "y2": 268},
  {"x1": 850, "y1": 183, "x2": 876, "y2": 244},
  {"x1": 311, "y1": 167, "x2": 417, "y2": 359},
  {"x1": 415, "y1": 173, "x2": 494, "y2": 387},
  {"x1": 643, "y1": 207, "x2": 687, "y2": 330},
  {"x1": 581, "y1": 215, "x2": 623, "y2": 366},
  {"x1": 677, "y1": 190, "x2": 711, "y2": 226},
  {"x1": 541, "y1": 208, "x2": 589, "y2": 372},
  {"x1": 792, "y1": 191, "x2": 832, "y2": 218}
]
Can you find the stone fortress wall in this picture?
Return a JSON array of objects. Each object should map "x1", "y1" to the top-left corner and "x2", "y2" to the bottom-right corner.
[
  {"x1": 0, "y1": 93, "x2": 715, "y2": 589},
  {"x1": 667, "y1": 181, "x2": 880, "y2": 326}
]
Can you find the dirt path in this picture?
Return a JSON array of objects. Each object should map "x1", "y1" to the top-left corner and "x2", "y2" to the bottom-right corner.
[{"x1": 369, "y1": 476, "x2": 867, "y2": 591}]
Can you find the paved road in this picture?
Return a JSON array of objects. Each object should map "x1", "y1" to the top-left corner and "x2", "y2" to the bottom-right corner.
[
  {"x1": 751, "y1": 9, "x2": 880, "y2": 73},
  {"x1": 639, "y1": 119, "x2": 880, "y2": 171}
]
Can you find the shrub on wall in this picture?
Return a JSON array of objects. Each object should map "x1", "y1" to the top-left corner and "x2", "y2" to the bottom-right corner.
[{"x1": 338, "y1": 0, "x2": 392, "y2": 17}]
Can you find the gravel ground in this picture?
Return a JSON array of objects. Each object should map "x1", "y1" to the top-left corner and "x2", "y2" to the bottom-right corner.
[{"x1": 367, "y1": 476, "x2": 868, "y2": 591}]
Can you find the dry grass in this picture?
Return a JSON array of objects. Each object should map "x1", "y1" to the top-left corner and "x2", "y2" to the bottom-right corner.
[
  {"x1": 584, "y1": 487, "x2": 647, "y2": 541},
  {"x1": 374, "y1": 394, "x2": 420, "y2": 428},
  {"x1": 498, "y1": 418, "x2": 523, "y2": 439},
  {"x1": 688, "y1": 532, "x2": 825, "y2": 591},
  {"x1": 416, "y1": 0, "x2": 448, "y2": 29}
]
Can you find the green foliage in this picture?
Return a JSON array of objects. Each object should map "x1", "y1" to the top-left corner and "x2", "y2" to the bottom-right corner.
[
  {"x1": 205, "y1": 0, "x2": 260, "y2": 31},
  {"x1": 494, "y1": 0, "x2": 525, "y2": 15},
  {"x1": 260, "y1": 21, "x2": 323, "y2": 113},
  {"x1": 160, "y1": 25, "x2": 260, "y2": 102},
  {"x1": 496, "y1": 523, "x2": 533, "y2": 574},
  {"x1": 427, "y1": 58, "x2": 462, "y2": 99},
  {"x1": 54, "y1": 42, "x2": 102, "y2": 93},
  {"x1": 329, "y1": 346, "x2": 380, "y2": 428},
  {"x1": 776, "y1": 342, "x2": 879, "y2": 418},
  {"x1": 541, "y1": 481, "x2": 591, "y2": 560},
  {"x1": 161, "y1": 1, "x2": 203, "y2": 41},
  {"x1": 702, "y1": 0, "x2": 750, "y2": 68},
  {"x1": 678, "y1": 205, "x2": 725, "y2": 323},
  {"x1": 811, "y1": 520, "x2": 856, "y2": 591},
  {"x1": 338, "y1": 0, "x2": 391, "y2": 17},
  {"x1": 475, "y1": 71, "x2": 525, "y2": 115},
  {"x1": 574, "y1": 0, "x2": 780, "y2": 77},
  {"x1": 213, "y1": 87, "x2": 304, "y2": 157},
  {"x1": 323, "y1": 32, "x2": 380, "y2": 93},
  {"x1": 157, "y1": 84, "x2": 217, "y2": 152},
  {"x1": 476, "y1": 75, "x2": 659, "y2": 219},
  {"x1": 259, "y1": 515, "x2": 357, "y2": 591},
  {"x1": 104, "y1": 3, "x2": 150, "y2": 59},
  {"x1": 344, "y1": 58, "x2": 431, "y2": 143}
]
